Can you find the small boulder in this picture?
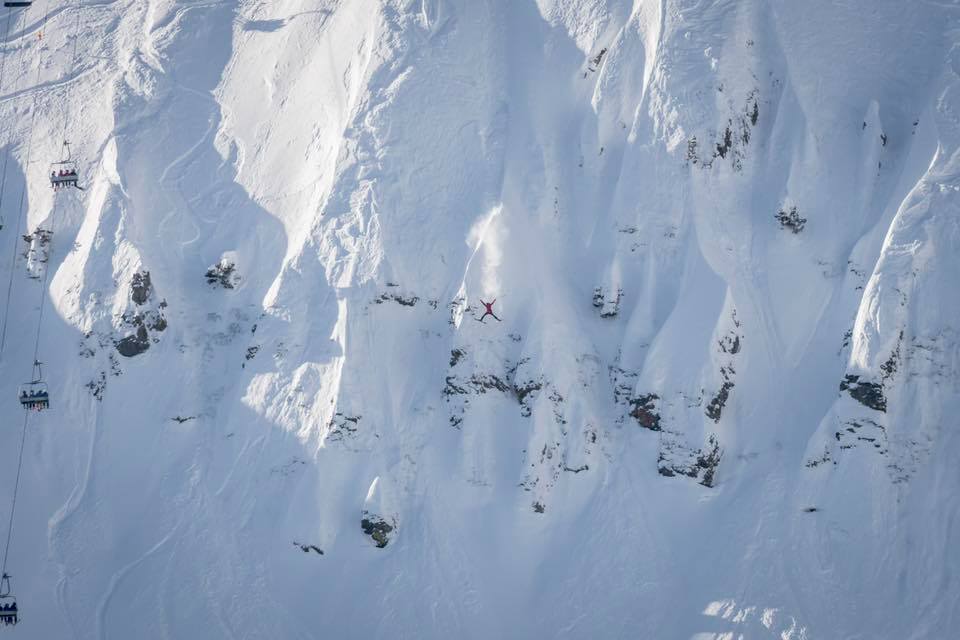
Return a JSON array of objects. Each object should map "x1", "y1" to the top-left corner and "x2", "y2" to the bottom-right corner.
[
  {"x1": 115, "y1": 325, "x2": 150, "y2": 357},
  {"x1": 840, "y1": 374, "x2": 886, "y2": 412},
  {"x1": 360, "y1": 513, "x2": 394, "y2": 548}
]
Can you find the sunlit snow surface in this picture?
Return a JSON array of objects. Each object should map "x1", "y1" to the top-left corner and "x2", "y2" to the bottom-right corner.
[{"x1": 0, "y1": 0, "x2": 958, "y2": 638}]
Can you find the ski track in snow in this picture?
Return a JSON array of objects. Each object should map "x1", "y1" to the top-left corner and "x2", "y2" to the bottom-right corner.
[
  {"x1": 50, "y1": 396, "x2": 102, "y2": 637},
  {"x1": 94, "y1": 522, "x2": 180, "y2": 640},
  {"x1": 155, "y1": 84, "x2": 226, "y2": 258}
]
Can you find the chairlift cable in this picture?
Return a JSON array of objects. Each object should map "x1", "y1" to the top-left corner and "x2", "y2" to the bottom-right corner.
[
  {"x1": 0, "y1": 0, "x2": 50, "y2": 358},
  {"x1": 0, "y1": 8, "x2": 16, "y2": 118},
  {"x1": 2, "y1": 1, "x2": 67, "y2": 617},
  {"x1": 30, "y1": 230, "x2": 50, "y2": 361},
  {"x1": 0, "y1": 411, "x2": 29, "y2": 578},
  {"x1": 0, "y1": 7, "x2": 18, "y2": 221},
  {"x1": 30, "y1": 0, "x2": 82, "y2": 365},
  {"x1": 0, "y1": 3, "x2": 33, "y2": 224}
]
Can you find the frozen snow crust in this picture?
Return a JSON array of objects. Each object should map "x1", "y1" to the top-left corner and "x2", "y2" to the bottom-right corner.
[{"x1": 0, "y1": 0, "x2": 958, "y2": 638}]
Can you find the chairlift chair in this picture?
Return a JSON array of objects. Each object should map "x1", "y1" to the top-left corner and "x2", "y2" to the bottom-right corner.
[
  {"x1": 18, "y1": 360, "x2": 49, "y2": 411},
  {"x1": 49, "y1": 159, "x2": 79, "y2": 190},
  {"x1": 3, "y1": 2, "x2": 33, "y2": 8},
  {"x1": 0, "y1": 574, "x2": 17, "y2": 627},
  {"x1": 18, "y1": 381, "x2": 49, "y2": 410},
  {"x1": 49, "y1": 140, "x2": 82, "y2": 190}
]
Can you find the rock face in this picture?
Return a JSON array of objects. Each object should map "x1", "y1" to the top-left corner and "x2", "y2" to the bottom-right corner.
[
  {"x1": 840, "y1": 374, "x2": 887, "y2": 412},
  {"x1": 360, "y1": 513, "x2": 394, "y2": 549},
  {"x1": 592, "y1": 286, "x2": 623, "y2": 318},
  {"x1": 658, "y1": 434, "x2": 723, "y2": 487},
  {"x1": 115, "y1": 325, "x2": 150, "y2": 357},
  {"x1": 705, "y1": 380, "x2": 734, "y2": 422},
  {"x1": 130, "y1": 270, "x2": 152, "y2": 305},
  {"x1": 628, "y1": 393, "x2": 661, "y2": 431},
  {"x1": 293, "y1": 542, "x2": 323, "y2": 555},
  {"x1": 360, "y1": 478, "x2": 396, "y2": 549},
  {"x1": 113, "y1": 271, "x2": 167, "y2": 358},
  {"x1": 205, "y1": 260, "x2": 240, "y2": 289},
  {"x1": 22, "y1": 228, "x2": 53, "y2": 280},
  {"x1": 775, "y1": 206, "x2": 807, "y2": 233}
]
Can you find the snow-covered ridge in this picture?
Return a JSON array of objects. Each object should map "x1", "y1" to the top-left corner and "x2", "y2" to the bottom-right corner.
[{"x1": 0, "y1": 0, "x2": 957, "y2": 637}]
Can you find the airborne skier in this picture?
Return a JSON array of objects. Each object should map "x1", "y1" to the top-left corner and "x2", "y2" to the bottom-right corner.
[{"x1": 478, "y1": 299, "x2": 500, "y2": 323}]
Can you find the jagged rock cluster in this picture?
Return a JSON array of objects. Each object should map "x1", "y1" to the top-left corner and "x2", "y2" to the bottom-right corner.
[
  {"x1": 686, "y1": 90, "x2": 762, "y2": 172},
  {"x1": 22, "y1": 228, "x2": 53, "y2": 280},
  {"x1": 115, "y1": 271, "x2": 167, "y2": 357},
  {"x1": 205, "y1": 259, "x2": 241, "y2": 289},
  {"x1": 592, "y1": 286, "x2": 623, "y2": 318},
  {"x1": 360, "y1": 512, "x2": 394, "y2": 548},
  {"x1": 443, "y1": 348, "x2": 562, "y2": 428},
  {"x1": 775, "y1": 206, "x2": 807, "y2": 233}
]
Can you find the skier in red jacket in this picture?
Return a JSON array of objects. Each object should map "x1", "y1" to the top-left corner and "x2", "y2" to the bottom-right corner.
[{"x1": 478, "y1": 299, "x2": 500, "y2": 322}]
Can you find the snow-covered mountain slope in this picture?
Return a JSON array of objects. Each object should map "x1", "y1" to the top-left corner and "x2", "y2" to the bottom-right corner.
[{"x1": 0, "y1": 0, "x2": 957, "y2": 637}]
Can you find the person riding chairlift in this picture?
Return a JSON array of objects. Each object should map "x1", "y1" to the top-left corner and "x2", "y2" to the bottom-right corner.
[{"x1": 0, "y1": 601, "x2": 16, "y2": 625}]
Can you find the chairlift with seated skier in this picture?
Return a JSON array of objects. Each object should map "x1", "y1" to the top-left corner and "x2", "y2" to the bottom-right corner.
[
  {"x1": 18, "y1": 360, "x2": 49, "y2": 411},
  {"x1": 0, "y1": 573, "x2": 18, "y2": 627},
  {"x1": 49, "y1": 141, "x2": 82, "y2": 191},
  {"x1": 49, "y1": 161, "x2": 79, "y2": 190}
]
